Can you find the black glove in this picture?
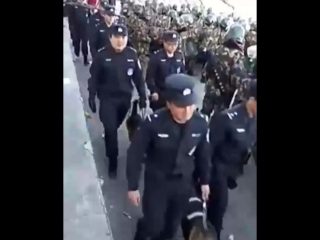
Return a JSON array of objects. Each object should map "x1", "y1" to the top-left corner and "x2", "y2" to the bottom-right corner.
[
  {"x1": 200, "y1": 73, "x2": 206, "y2": 83},
  {"x1": 138, "y1": 98, "x2": 147, "y2": 109},
  {"x1": 88, "y1": 96, "x2": 96, "y2": 113}
]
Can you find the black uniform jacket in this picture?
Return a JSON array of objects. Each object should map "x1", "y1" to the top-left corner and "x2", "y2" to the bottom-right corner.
[
  {"x1": 146, "y1": 49, "x2": 186, "y2": 94},
  {"x1": 209, "y1": 103, "x2": 256, "y2": 178},
  {"x1": 91, "y1": 21, "x2": 113, "y2": 56},
  {"x1": 88, "y1": 46, "x2": 146, "y2": 100},
  {"x1": 127, "y1": 109, "x2": 211, "y2": 191}
]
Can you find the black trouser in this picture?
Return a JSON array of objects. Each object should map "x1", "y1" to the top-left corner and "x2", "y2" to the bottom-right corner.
[
  {"x1": 180, "y1": 182, "x2": 202, "y2": 240},
  {"x1": 181, "y1": 217, "x2": 191, "y2": 240},
  {"x1": 98, "y1": 96, "x2": 131, "y2": 169},
  {"x1": 68, "y1": 18, "x2": 75, "y2": 42},
  {"x1": 72, "y1": 25, "x2": 89, "y2": 58},
  {"x1": 88, "y1": 25, "x2": 97, "y2": 59},
  {"x1": 135, "y1": 176, "x2": 193, "y2": 240},
  {"x1": 207, "y1": 174, "x2": 229, "y2": 240}
]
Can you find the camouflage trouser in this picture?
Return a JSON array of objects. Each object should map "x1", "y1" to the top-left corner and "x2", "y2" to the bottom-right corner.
[
  {"x1": 202, "y1": 80, "x2": 229, "y2": 115},
  {"x1": 138, "y1": 55, "x2": 149, "y2": 81}
]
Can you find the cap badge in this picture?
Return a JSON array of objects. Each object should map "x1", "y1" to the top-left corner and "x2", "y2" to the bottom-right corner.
[
  {"x1": 118, "y1": 28, "x2": 123, "y2": 32},
  {"x1": 173, "y1": 34, "x2": 176, "y2": 38},
  {"x1": 183, "y1": 88, "x2": 191, "y2": 96}
]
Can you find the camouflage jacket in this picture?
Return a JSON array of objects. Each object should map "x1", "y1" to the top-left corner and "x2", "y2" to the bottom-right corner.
[
  {"x1": 202, "y1": 45, "x2": 246, "y2": 114},
  {"x1": 245, "y1": 30, "x2": 257, "y2": 46},
  {"x1": 198, "y1": 26, "x2": 220, "y2": 50}
]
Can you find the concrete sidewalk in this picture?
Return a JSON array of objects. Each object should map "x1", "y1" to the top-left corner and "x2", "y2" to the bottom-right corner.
[{"x1": 63, "y1": 20, "x2": 114, "y2": 240}]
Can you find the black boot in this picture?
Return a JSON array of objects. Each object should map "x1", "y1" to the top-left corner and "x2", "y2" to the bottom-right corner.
[
  {"x1": 134, "y1": 218, "x2": 148, "y2": 240},
  {"x1": 83, "y1": 55, "x2": 89, "y2": 66},
  {"x1": 108, "y1": 158, "x2": 118, "y2": 179}
]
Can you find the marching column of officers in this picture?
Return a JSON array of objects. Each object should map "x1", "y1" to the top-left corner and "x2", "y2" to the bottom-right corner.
[{"x1": 65, "y1": 2, "x2": 257, "y2": 240}]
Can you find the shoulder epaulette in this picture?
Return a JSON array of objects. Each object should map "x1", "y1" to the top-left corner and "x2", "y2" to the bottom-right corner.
[
  {"x1": 146, "y1": 108, "x2": 167, "y2": 122},
  {"x1": 127, "y1": 47, "x2": 137, "y2": 53},
  {"x1": 97, "y1": 47, "x2": 105, "y2": 53},
  {"x1": 194, "y1": 111, "x2": 209, "y2": 123},
  {"x1": 223, "y1": 106, "x2": 239, "y2": 120}
]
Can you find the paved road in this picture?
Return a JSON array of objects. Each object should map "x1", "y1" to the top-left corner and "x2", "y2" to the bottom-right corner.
[{"x1": 66, "y1": 0, "x2": 256, "y2": 237}]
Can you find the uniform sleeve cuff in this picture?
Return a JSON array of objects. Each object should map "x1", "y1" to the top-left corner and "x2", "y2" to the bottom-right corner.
[
  {"x1": 128, "y1": 184, "x2": 138, "y2": 191},
  {"x1": 199, "y1": 178, "x2": 209, "y2": 185}
]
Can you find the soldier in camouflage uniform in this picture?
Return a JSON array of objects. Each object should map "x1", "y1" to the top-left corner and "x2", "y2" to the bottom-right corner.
[
  {"x1": 130, "y1": 15, "x2": 151, "y2": 80},
  {"x1": 198, "y1": 14, "x2": 218, "y2": 54},
  {"x1": 217, "y1": 17, "x2": 233, "y2": 46},
  {"x1": 179, "y1": 4, "x2": 190, "y2": 16},
  {"x1": 168, "y1": 9, "x2": 179, "y2": 30},
  {"x1": 186, "y1": 3, "x2": 191, "y2": 12},
  {"x1": 127, "y1": 0, "x2": 134, "y2": 7},
  {"x1": 198, "y1": 14, "x2": 219, "y2": 82},
  {"x1": 150, "y1": 0, "x2": 158, "y2": 12},
  {"x1": 201, "y1": 23, "x2": 248, "y2": 116},
  {"x1": 121, "y1": 3, "x2": 130, "y2": 17},
  {"x1": 245, "y1": 21, "x2": 257, "y2": 54},
  {"x1": 178, "y1": 13, "x2": 199, "y2": 75},
  {"x1": 191, "y1": 6, "x2": 199, "y2": 19},
  {"x1": 157, "y1": 2, "x2": 165, "y2": 14},
  {"x1": 172, "y1": 4, "x2": 177, "y2": 11},
  {"x1": 199, "y1": 14, "x2": 226, "y2": 83}
]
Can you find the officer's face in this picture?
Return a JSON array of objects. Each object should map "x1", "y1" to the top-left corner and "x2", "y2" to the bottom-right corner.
[
  {"x1": 110, "y1": 35, "x2": 128, "y2": 51},
  {"x1": 104, "y1": 14, "x2": 115, "y2": 23},
  {"x1": 164, "y1": 41, "x2": 178, "y2": 53},
  {"x1": 167, "y1": 103, "x2": 195, "y2": 123}
]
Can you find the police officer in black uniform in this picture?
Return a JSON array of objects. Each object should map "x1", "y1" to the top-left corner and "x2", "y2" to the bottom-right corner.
[
  {"x1": 88, "y1": 1, "x2": 109, "y2": 58},
  {"x1": 65, "y1": 0, "x2": 78, "y2": 42},
  {"x1": 146, "y1": 30, "x2": 186, "y2": 112},
  {"x1": 207, "y1": 79, "x2": 257, "y2": 240},
  {"x1": 90, "y1": 4, "x2": 116, "y2": 58},
  {"x1": 70, "y1": 0, "x2": 90, "y2": 65},
  {"x1": 88, "y1": 25, "x2": 147, "y2": 178},
  {"x1": 127, "y1": 74, "x2": 210, "y2": 240}
]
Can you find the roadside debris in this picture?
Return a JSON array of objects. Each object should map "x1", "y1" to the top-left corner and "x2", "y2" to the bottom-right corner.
[
  {"x1": 83, "y1": 141, "x2": 93, "y2": 155},
  {"x1": 123, "y1": 212, "x2": 131, "y2": 219},
  {"x1": 84, "y1": 111, "x2": 91, "y2": 119}
]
